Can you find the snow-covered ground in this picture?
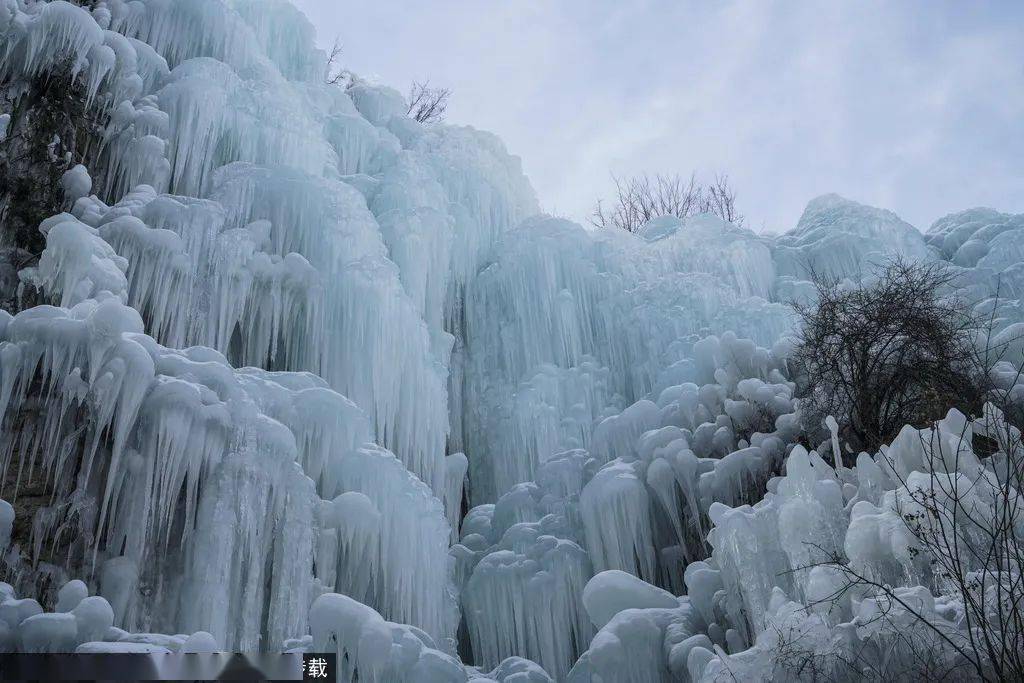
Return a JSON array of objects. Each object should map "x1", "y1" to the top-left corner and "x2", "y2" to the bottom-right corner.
[{"x1": 1, "y1": 1, "x2": 1022, "y2": 681}]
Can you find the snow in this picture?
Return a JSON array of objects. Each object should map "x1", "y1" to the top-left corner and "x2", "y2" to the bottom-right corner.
[
  {"x1": 0, "y1": 598, "x2": 43, "y2": 633},
  {"x1": 72, "y1": 596, "x2": 115, "y2": 644},
  {"x1": 23, "y1": 216, "x2": 129, "y2": 307},
  {"x1": 478, "y1": 657, "x2": 555, "y2": 682},
  {"x1": 182, "y1": 630, "x2": 219, "y2": 653},
  {"x1": 75, "y1": 641, "x2": 170, "y2": 653},
  {"x1": 581, "y1": 570, "x2": 679, "y2": 630},
  {"x1": 61, "y1": 165, "x2": 92, "y2": 203},
  {"x1": 310, "y1": 593, "x2": 393, "y2": 681},
  {"x1": 307, "y1": 591, "x2": 480, "y2": 682},
  {"x1": 0, "y1": 1, "x2": 105, "y2": 90},
  {"x1": 19, "y1": 612, "x2": 78, "y2": 652},
  {"x1": 54, "y1": 580, "x2": 88, "y2": 613},
  {"x1": 567, "y1": 601, "x2": 696, "y2": 683}
]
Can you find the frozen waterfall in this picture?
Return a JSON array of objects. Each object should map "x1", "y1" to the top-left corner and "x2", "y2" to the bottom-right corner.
[{"x1": 1, "y1": 1, "x2": 1023, "y2": 681}]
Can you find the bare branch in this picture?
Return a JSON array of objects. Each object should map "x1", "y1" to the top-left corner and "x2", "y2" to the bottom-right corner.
[
  {"x1": 407, "y1": 81, "x2": 450, "y2": 124},
  {"x1": 325, "y1": 36, "x2": 350, "y2": 86},
  {"x1": 590, "y1": 172, "x2": 743, "y2": 232},
  {"x1": 789, "y1": 258, "x2": 990, "y2": 452}
]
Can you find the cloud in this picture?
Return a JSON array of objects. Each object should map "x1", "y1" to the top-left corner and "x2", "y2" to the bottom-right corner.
[{"x1": 292, "y1": 0, "x2": 1024, "y2": 232}]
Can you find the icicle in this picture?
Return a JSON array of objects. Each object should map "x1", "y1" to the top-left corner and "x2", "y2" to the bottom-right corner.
[
  {"x1": 0, "y1": 1, "x2": 105, "y2": 86},
  {"x1": 463, "y1": 530, "x2": 594, "y2": 680},
  {"x1": 579, "y1": 460, "x2": 657, "y2": 583},
  {"x1": 308, "y1": 593, "x2": 394, "y2": 683},
  {"x1": 28, "y1": 217, "x2": 129, "y2": 308},
  {"x1": 319, "y1": 491, "x2": 381, "y2": 607},
  {"x1": 329, "y1": 444, "x2": 455, "y2": 646},
  {"x1": 230, "y1": 0, "x2": 323, "y2": 82},
  {"x1": 211, "y1": 163, "x2": 449, "y2": 496},
  {"x1": 443, "y1": 453, "x2": 468, "y2": 544}
]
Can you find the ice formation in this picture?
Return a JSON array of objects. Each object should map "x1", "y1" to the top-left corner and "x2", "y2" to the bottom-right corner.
[{"x1": 2, "y1": 0, "x2": 1023, "y2": 681}]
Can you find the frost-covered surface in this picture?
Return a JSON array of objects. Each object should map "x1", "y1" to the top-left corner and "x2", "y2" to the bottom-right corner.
[
  {"x1": 0, "y1": 0, "x2": 529, "y2": 660},
  {"x1": 1, "y1": 1, "x2": 1023, "y2": 681}
]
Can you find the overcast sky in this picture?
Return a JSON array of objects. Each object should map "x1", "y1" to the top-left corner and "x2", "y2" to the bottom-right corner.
[{"x1": 292, "y1": 0, "x2": 1024, "y2": 233}]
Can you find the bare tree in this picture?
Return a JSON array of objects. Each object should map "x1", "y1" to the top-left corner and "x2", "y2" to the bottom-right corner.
[
  {"x1": 590, "y1": 173, "x2": 699, "y2": 233},
  {"x1": 768, "y1": 617, "x2": 978, "y2": 682},
  {"x1": 789, "y1": 259, "x2": 989, "y2": 453},
  {"x1": 589, "y1": 172, "x2": 743, "y2": 233},
  {"x1": 792, "y1": 403, "x2": 1024, "y2": 682},
  {"x1": 325, "y1": 36, "x2": 350, "y2": 86},
  {"x1": 699, "y1": 173, "x2": 743, "y2": 225},
  {"x1": 407, "y1": 81, "x2": 450, "y2": 124}
]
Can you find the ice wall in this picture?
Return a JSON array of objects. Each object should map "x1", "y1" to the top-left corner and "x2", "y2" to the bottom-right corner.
[
  {"x1": 0, "y1": 0, "x2": 533, "y2": 658},
  {"x1": 459, "y1": 215, "x2": 792, "y2": 504},
  {"x1": 453, "y1": 194, "x2": 1024, "y2": 679}
]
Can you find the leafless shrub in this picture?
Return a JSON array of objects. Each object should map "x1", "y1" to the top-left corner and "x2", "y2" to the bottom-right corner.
[
  {"x1": 789, "y1": 259, "x2": 990, "y2": 453},
  {"x1": 892, "y1": 413, "x2": 1023, "y2": 680},
  {"x1": 407, "y1": 81, "x2": 450, "y2": 124},
  {"x1": 792, "y1": 401, "x2": 1024, "y2": 682},
  {"x1": 770, "y1": 618, "x2": 978, "y2": 682},
  {"x1": 589, "y1": 172, "x2": 743, "y2": 233},
  {"x1": 701, "y1": 173, "x2": 742, "y2": 225},
  {"x1": 769, "y1": 624, "x2": 839, "y2": 681}
]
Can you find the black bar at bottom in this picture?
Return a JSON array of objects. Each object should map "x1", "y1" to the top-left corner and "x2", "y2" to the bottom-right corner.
[{"x1": 0, "y1": 652, "x2": 333, "y2": 681}]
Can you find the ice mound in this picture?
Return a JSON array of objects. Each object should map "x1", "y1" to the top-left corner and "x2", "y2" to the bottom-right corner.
[
  {"x1": 774, "y1": 193, "x2": 935, "y2": 279},
  {"x1": 927, "y1": 209, "x2": 1024, "y2": 349},
  {"x1": 636, "y1": 215, "x2": 682, "y2": 241},
  {"x1": 0, "y1": 577, "x2": 218, "y2": 655},
  {"x1": 299, "y1": 591, "x2": 555, "y2": 682},
  {"x1": 582, "y1": 570, "x2": 679, "y2": 629},
  {"x1": 453, "y1": 460, "x2": 594, "y2": 679}
]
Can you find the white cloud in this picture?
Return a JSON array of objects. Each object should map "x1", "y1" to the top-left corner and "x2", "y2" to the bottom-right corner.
[{"x1": 292, "y1": 0, "x2": 1024, "y2": 231}]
